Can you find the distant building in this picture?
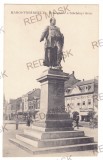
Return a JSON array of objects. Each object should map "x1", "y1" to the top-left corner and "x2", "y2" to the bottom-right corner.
[
  {"x1": 10, "y1": 99, "x2": 17, "y2": 115},
  {"x1": 65, "y1": 71, "x2": 80, "y2": 89},
  {"x1": 16, "y1": 97, "x2": 22, "y2": 114},
  {"x1": 6, "y1": 103, "x2": 12, "y2": 120},
  {"x1": 28, "y1": 89, "x2": 40, "y2": 114},
  {"x1": 5, "y1": 88, "x2": 41, "y2": 120},
  {"x1": 21, "y1": 88, "x2": 40, "y2": 114},
  {"x1": 22, "y1": 93, "x2": 29, "y2": 112},
  {"x1": 5, "y1": 97, "x2": 23, "y2": 120},
  {"x1": 3, "y1": 95, "x2": 7, "y2": 119},
  {"x1": 65, "y1": 73, "x2": 98, "y2": 121},
  {"x1": 5, "y1": 99, "x2": 16, "y2": 120}
]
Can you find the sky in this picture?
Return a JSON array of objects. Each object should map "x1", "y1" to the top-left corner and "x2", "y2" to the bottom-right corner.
[{"x1": 4, "y1": 4, "x2": 99, "y2": 101}]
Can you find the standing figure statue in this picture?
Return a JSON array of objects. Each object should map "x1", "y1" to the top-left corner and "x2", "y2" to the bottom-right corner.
[{"x1": 40, "y1": 17, "x2": 64, "y2": 69}]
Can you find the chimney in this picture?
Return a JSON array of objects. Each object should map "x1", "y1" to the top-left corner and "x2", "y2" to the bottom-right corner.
[{"x1": 72, "y1": 71, "x2": 74, "y2": 75}]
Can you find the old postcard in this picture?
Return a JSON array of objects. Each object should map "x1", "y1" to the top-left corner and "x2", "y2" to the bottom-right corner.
[{"x1": 3, "y1": 4, "x2": 99, "y2": 157}]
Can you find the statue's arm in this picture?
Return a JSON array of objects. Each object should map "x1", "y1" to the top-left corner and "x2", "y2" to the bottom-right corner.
[
  {"x1": 40, "y1": 26, "x2": 49, "y2": 42},
  {"x1": 61, "y1": 33, "x2": 64, "y2": 46},
  {"x1": 57, "y1": 27, "x2": 64, "y2": 46}
]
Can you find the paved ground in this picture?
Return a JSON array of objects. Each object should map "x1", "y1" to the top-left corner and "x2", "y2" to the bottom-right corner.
[
  {"x1": 4, "y1": 120, "x2": 26, "y2": 124},
  {"x1": 3, "y1": 124, "x2": 98, "y2": 157}
]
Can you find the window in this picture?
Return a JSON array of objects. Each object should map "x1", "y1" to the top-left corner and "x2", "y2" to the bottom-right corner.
[
  {"x1": 66, "y1": 89, "x2": 70, "y2": 93},
  {"x1": 88, "y1": 85, "x2": 91, "y2": 90},
  {"x1": 88, "y1": 99, "x2": 91, "y2": 105},
  {"x1": 81, "y1": 86, "x2": 85, "y2": 92},
  {"x1": 83, "y1": 101, "x2": 85, "y2": 105},
  {"x1": 85, "y1": 86, "x2": 88, "y2": 92},
  {"x1": 77, "y1": 103, "x2": 80, "y2": 106},
  {"x1": 88, "y1": 102, "x2": 91, "y2": 105}
]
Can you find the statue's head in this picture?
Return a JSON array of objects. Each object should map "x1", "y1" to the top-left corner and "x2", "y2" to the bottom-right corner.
[{"x1": 50, "y1": 17, "x2": 56, "y2": 26}]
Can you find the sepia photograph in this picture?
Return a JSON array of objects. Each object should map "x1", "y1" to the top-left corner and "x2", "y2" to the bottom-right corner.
[{"x1": 3, "y1": 4, "x2": 99, "y2": 157}]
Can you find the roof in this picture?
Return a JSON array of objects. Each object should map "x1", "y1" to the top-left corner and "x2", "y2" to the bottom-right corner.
[
  {"x1": 65, "y1": 71, "x2": 80, "y2": 89},
  {"x1": 65, "y1": 78, "x2": 98, "y2": 96},
  {"x1": 28, "y1": 88, "x2": 40, "y2": 101},
  {"x1": 72, "y1": 79, "x2": 98, "y2": 87}
]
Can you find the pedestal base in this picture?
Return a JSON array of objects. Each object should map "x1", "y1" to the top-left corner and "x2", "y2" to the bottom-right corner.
[
  {"x1": 35, "y1": 68, "x2": 73, "y2": 130},
  {"x1": 9, "y1": 69, "x2": 97, "y2": 154},
  {"x1": 10, "y1": 128, "x2": 97, "y2": 155}
]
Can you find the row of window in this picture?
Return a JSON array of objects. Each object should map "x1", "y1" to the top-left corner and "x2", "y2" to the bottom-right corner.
[
  {"x1": 23, "y1": 99, "x2": 39, "y2": 103},
  {"x1": 67, "y1": 100, "x2": 92, "y2": 107},
  {"x1": 77, "y1": 101, "x2": 91, "y2": 106},
  {"x1": 24, "y1": 104, "x2": 40, "y2": 110},
  {"x1": 65, "y1": 85, "x2": 92, "y2": 94}
]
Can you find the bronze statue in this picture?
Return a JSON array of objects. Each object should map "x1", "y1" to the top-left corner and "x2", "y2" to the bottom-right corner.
[{"x1": 40, "y1": 17, "x2": 64, "y2": 69}]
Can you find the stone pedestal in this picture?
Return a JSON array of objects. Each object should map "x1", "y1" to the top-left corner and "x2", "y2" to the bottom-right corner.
[
  {"x1": 34, "y1": 68, "x2": 73, "y2": 130},
  {"x1": 9, "y1": 68, "x2": 97, "y2": 154}
]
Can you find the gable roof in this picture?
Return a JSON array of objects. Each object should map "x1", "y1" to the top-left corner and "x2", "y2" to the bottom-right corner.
[
  {"x1": 65, "y1": 79, "x2": 98, "y2": 96},
  {"x1": 28, "y1": 88, "x2": 40, "y2": 101},
  {"x1": 64, "y1": 71, "x2": 80, "y2": 89},
  {"x1": 69, "y1": 85, "x2": 81, "y2": 95},
  {"x1": 73, "y1": 79, "x2": 98, "y2": 87}
]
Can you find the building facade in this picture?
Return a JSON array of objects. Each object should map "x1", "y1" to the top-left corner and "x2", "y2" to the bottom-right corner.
[
  {"x1": 28, "y1": 89, "x2": 40, "y2": 115},
  {"x1": 65, "y1": 79, "x2": 98, "y2": 121},
  {"x1": 5, "y1": 89, "x2": 41, "y2": 119},
  {"x1": 22, "y1": 93, "x2": 29, "y2": 112},
  {"x1": 16, "y1": 97, "x2": 22, "y2": 114},
  {"x1": 5, "y1": 73, "x2": 98, "y2": 122}
]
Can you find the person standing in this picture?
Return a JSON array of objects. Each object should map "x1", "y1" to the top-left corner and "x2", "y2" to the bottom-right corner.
[
  {"x1": 15, "y1": 115, "x2": 19, "y2": 130},
  {"x1": 26, "y1": 115, "x2": 31, "y2": 127},
  {"x1": 74, "y1": 115, "x2": 79, "y2": 129}
]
